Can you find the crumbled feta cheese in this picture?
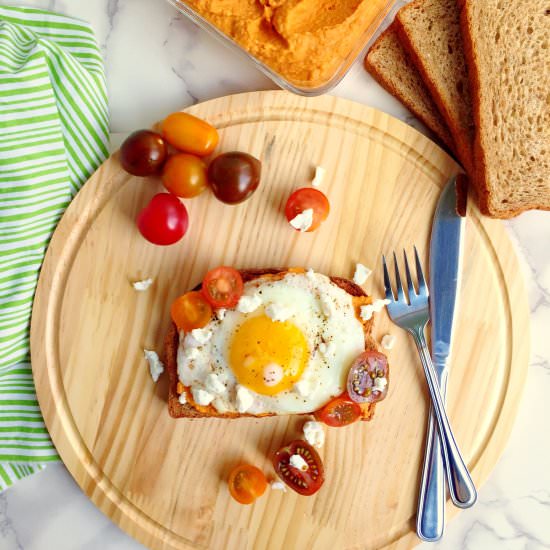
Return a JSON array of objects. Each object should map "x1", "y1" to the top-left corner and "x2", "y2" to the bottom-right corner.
[
  {"x1": 144, "y1": 349, "x2": 164, "y2": 382},
  {"x1": 265, "y1": 303, "x2": 292, "y2": 322},
  {"x1": 271, "y1": 481, "x2": 287, "y2": 492},
  {"x1": 192, "y1": 387, "x2": 215, "y2": 406},
  {"x1": 184, "y1": 328, "x2": 213, "y2": 347},
  {"x1": 360, "y1": 299, "x2": 391, "y2": 321},
  {"x1": 263, "y1": 363, "x2": 283, "y2": 387},
  {"x1": 205, "y1": 373, "x2": 226, "y2": 395},
  {"x1": 178, "y1": 392, "x2": 187, "y2": 405},
  {"x1": 318, "y1": 342, "x2": 336, "y2": 357},
  {"x1": 293, "y1": 379, "x2": 318, "y2": 397},
  {"x1": 320, "y1": 294, "x2": 337, "y2": 317},
  {"x1": 182, "y1": 347, "x2": 200, "y2": 361},
  {"x1": 236, "y1": 385, "x2": 254, "y2": 413},
  {"x1": 132, "y1": 278, "x2": 153, "y2": 291},
  {"x1": 373, "y1": 377, "x2": 388, "y2": 393},
  {"x1": 289, "y1": 454, "x2": 308, "y2": 471},
  {"x1": 311, "y1": 166, "x2": 326, "y2": 187},
  {"x1": 381, "y1": 334, "x2": 396, "y2": 350},
  {"x1": 303, "y1": 420, "x2": 325, "y2": 449},
  {"x1": 289, "y1": 208, "x2": 314, "y2": 232},
  {"x1": 237, "y1": 293, "x2": 262, "y2": 313},
  {"x1": 353, "y1": 263, "x2": 372, "y2": 285},
  {"x1": 216, "y1": 308, "x2": 226, "y2": 321},
  {"x1": 306, "y1": 268, "x2": 316, "y2": 282}
]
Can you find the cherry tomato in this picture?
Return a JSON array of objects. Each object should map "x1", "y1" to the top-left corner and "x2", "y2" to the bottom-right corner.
[
  {"x1": 170, "y1": 291, "x2": 213, "y2": 332},
  {"x1": 136, "y1": 193, "x2": 188, "y2": 246},
  {"x1": 272, "y1": 440, "x2": 324, "y2": 496},
  {"x1": 314, "y1": 393, "x2": 362, "y2": 427},
  {"x1": 347, "y1": 351, "x2": 389, "y2": 403},
  {"x1": 228, "y1": 464, "x2": 268, "y2": 504},
  {"x1": 162, "y1": 112, "x2": 219, "y2": 156},
  {"x1": 162, "y1": 153, "x2": 207, "y2": 198},
  {"x1": 208, "y1": 152, "x2": 261, "y2": 204},
  {"x1": 202, "y1": 266, "x2": 244, "y2": 308},
  {"x1": 285, "y1": 188, "x2": 330, "y2": 232},
  {"x1": 120, "y1": 130, "x2": 167, "y2": 176}
]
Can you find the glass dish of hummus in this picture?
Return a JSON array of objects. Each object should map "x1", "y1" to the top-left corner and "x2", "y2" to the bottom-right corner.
[{"x1": 166, "y1": 0, "x2": 398, "y2": 95}]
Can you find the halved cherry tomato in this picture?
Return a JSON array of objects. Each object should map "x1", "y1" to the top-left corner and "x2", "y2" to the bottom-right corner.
[
  {"x1": 272, "y1": 440, "x2": 324, "y2": 496},
  {"x1": 162, "y1": 153, "x2": 207, "y2": 198},
  {"x1": 347, "y1": 351, "x2": 389, "y2": 404},
  {"x1": 228, "y1": 464, "x2": 268, "y2": 504},
  {"x1": 285, "y1": 188, "x2": 330, "y2": 232},
  {"x1": 171, "y1": 291, "x2": 212, "y2": 332},
  {"x1": 137, "y1": 193, "x2": 188, "y2": 246},
  {"x1": 202, "y1": 266, "x2": 243, "y2": 308},
  {"x1": 162, "y1": 112, "x2": 219, "y2": 156},
  {"x1": 314, "y1": 393, "x2": 362, "y2": 427}
]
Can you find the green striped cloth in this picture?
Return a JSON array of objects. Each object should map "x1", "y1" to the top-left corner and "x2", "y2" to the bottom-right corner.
[{"x1": 0, "y1": 5, "x2": 109, "y2": 490}]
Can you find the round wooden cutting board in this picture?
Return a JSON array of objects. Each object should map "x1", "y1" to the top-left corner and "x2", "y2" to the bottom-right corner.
[{"x1": 31, "y1": 91, "x2": 529, "y2": 550}]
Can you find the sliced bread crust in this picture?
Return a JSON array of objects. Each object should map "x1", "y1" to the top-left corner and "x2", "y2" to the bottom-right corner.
[{"x1": 166, "y1": 269, "x2": 381, "y2": 421}]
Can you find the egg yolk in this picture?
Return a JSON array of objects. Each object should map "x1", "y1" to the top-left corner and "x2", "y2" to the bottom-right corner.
[{"x1": 229, "y1": 315, "x2": 309, "y2": 396}]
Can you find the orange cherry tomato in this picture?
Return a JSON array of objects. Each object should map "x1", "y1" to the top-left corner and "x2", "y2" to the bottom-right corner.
[
  {"x1": 162, "y1": 112, "x2": 219, "y2": 156},
  {"x1": 285, "y1": 188, "x2": 330, "y2": 232},
  {"x1": 228, "y1": 464, "x2": 268, "y2": 504},
  {"x1": 314, "y1": 393, "x2": 362, "y2": 427},
  {"x1": 170, "y1": 291, "x2": 212, "y2": 332},
  {"x1": 162, "y1": 153, "x2": 207, "y2": 198}
]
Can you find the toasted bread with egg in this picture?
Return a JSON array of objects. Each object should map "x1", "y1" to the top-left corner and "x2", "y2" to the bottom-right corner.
[{"x1": 165, "y1": 268, "x2": 386, "y2": 421}]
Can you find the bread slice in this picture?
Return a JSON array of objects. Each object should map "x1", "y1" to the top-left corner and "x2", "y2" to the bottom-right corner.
[
  {"x1": 364, "y1": 25, "x2": 456, "y2": 153},
  {"x1": 458, "y1": 0, "x2": 550, "y2": 217},
  {"x1": 165, "y1": 269, "x2": 383, "y2": 421},
  {"x1": 395, "y1": 0, "x2": 474, "y2": 173}
]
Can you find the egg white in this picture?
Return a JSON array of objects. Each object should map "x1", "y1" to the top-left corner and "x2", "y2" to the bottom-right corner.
[{"x1": 177, "y1": 271, "x2": 366, "y2": 415}]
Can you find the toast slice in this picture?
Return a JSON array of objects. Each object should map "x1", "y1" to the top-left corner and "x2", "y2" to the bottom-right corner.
[
  {"x1": 364, "y1": 24, "x2": 456, "y2": 153},
  {"x1": 395, "y1": 0, "x2": 474, "y2": 173},
  {"x1": 165, "y1": 269, "x2": 382, "y2": 421},
  {"x1": 458, "y1": 0, "x2": 550, "y2": 217}
]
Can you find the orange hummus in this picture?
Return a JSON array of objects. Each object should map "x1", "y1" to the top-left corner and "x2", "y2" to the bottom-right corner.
[{"x1": 182, "y1": 0, "x2": 385, "y2": 87}]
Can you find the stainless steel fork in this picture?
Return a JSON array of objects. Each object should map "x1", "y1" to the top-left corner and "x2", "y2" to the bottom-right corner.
[{"x1": 383, "y1": 248, "x2": 476, "y2": 512}]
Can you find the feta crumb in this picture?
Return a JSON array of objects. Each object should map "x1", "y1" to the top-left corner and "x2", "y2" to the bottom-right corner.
[
  {"x1": 303, "y1": 420, "x2": 325, "y2": 449},
  {"x1": 263, "y1": 363, "x2": 284, "y2": 387},
  {"x1": 289, "y1": 208, "x2": 314, "y2": 232},
  {"x1": 216, "y1": 308, "x2": 226, "y2": 321},
  {"x1": 289, "y1": 454, "x2": 308, "y2": 471},
  {"x1": 132, "y1": 278, "x2": 153, "y2": 291},
  {"x1": 178, "y1": 392, "x2": 187, "y2": 405},
  {"x1": 353, "y1": 263, "x2": 372, "y2": 285},
  {"x1": 144, "y1": 349, "x2": 164, "y2": 382},
  {"x1": 320, "y1": 294, "x2": 336, "y2": 317},
  {"x1": 381, "y1": 334, "x2": 396, "y2": 350},
  {"x1": 184, "y1": 328, "x2": 213, "y2": 348},
  {"x1": 237, "y1": 293, "x2": 262, "y2": 314},
  {"x1": 373, "y1": 377, "x2": 388, "y2": 393},
  {"x1": 311, "y1": 165, "x2": 326, "y2": 187},
  {"x1": 306, "y1": 268, "x2": 316, "y2": 282},
  {"x1": 293, "y1": 379, "x2": 318, "y2": 397},
  {"x1": 265, "y1": 303, "x2": 292, "y2": 322},
  {"x1": 192, "y1": 387, "x2": 215, "y2": 406},
  {"x1": 271, "y1": 481, "x2": 288, "y2": 492},
  {"x1": 360, "y1": 299, "x2": 391, "y2": 321},
  {"x1": 318, "y1": 342, "x2": 336, "y2": 357},
  {"x1": 236, "y1": 385, "x2": 254, "y2": 413},
  {"x1": 205, "y1": 373, "x2": 226, "y2": 395}
]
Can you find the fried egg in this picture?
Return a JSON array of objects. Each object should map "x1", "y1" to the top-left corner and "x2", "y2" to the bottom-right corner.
[{"x1": 177, "y1": 270, "x2": 367, "y2": 415}]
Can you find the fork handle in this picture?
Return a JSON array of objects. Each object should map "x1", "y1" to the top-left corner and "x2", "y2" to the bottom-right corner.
[{"x1": 411, "y1": 328, "x2": 477, "y2": 509}]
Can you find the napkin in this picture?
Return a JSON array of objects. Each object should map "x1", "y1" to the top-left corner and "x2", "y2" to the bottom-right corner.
[{"x1": 0, "y1": 5, "x2": 109, "y2": 490}]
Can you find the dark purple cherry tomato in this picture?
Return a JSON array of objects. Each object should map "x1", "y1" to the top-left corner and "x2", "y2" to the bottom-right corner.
[
  {"x1": 207, "y1": 152, "x2": 261, "y2": 204},
  {"x1": 346, "y1": 351, "x2": 389, "y2": 403},
  {"x1": 137, "y1": 193, "x2": 188, "y2": 245},
  {"x1": 120, "y1": 130, "x2": 167, "y2": 176}
]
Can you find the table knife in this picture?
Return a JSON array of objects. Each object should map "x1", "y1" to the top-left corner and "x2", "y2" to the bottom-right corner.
[{"x1": 416, "y1": 175, "x2": 477, "y2": 541}]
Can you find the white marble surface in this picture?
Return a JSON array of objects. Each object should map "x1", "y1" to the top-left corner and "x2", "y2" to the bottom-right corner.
[{"x1": 1, "y1": 1, "x2": 550, "y2": 549}]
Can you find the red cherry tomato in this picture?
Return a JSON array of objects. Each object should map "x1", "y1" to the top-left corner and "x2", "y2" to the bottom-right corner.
[
  {"x1": 272, "y1": 440, "x2": 325, "y2": 496},
  {"x1": 347, "y1": 351, "x2": 389, "y2": 404},
  {"x1": 228, "y1": 464, "x2": 268, "y2": 504},
  {"x1": 285, "y1": 188, "x2": 330, "y2": 232},
  {"x1": 314, "y1": 393, "x2": 362, "y2": 427},
  {"x1": 136, "y1": 193, "x2": 188, "y2": 245},
  {"x1": 202, "y1": 266, "x2": 244, "y2": 308},
  {"x1": 171, "y1": 291, "x2": 212, "y2": 332}
]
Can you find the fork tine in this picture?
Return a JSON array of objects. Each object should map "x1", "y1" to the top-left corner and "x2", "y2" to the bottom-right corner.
[
  {"x1": 403, "y1": 249, "x2": 417, "y2": 297},
  {"x1": 382, "y1": 255, "x2": 395, "y2": 301},
  {"x1": 393, "y1": 251, "x2": 405, "y2": 302},
  {"x1": 414, "y1": 246, "x2": 429, "y2": 297}
]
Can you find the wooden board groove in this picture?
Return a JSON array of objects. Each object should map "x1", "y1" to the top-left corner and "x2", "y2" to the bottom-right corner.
[{"x1": 31, "y1": 91, "x2": 529, "y2": 550}]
